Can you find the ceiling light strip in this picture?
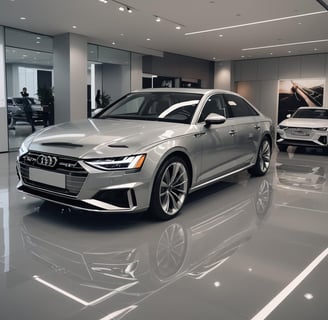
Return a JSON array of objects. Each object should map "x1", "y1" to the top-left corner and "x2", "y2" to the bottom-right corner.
[
  {"x1": 242, "y1": 39, "x2": 328, "y2": 51},
  {"x1": 185, "y1": 11, "x2": 327, "y2": 35}
]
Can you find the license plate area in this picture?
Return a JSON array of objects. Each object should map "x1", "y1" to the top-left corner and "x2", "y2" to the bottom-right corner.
[
  {"x1": 291, "y1": 128, "x2": 310, "y2": 136},
  {"x1": 29, "y1": 168, "x2": 66, "y2": 189}
]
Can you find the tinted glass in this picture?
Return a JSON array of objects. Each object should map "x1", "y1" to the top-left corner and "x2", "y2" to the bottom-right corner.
[
  {"x1": 198, "y1": 94, "x2": 227, "y2": 122},
  {"x1": 96, "y1": 92, "x2": 202, "y2": 124},
  {"x1": 223, "y1": 94, "x2": 258, "y2": 117},
  {"x1": 293, "y1": 108, "x2": 328, "y2": 119}
]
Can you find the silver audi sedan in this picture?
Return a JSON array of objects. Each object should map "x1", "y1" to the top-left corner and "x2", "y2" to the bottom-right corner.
[{"x1": 17, "y1": 88, "x2": 273, "y2": 220}]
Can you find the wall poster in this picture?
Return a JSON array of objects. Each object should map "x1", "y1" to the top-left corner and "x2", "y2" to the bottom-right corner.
[{"x1": 278, "y1": 79, "x2": 324, "y2": 123}]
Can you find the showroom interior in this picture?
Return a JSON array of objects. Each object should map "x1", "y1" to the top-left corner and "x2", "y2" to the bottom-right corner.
[{"x1": 0, "y1": 0, "x2": 328, "y2": 319}]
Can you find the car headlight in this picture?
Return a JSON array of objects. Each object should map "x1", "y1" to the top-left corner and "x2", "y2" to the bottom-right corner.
[
  {"x1": 278, "y1": 125, "x2": 288, "y2": 129},
  {"x1": 315, "y1": 127, "x2": 327, "y2": 131},
  {"x1": 85, "y1": 154, "x2": 146, "y2": 171},
  {"x1": 18, "y1": 134, "x2": 36, "y2": 157}
]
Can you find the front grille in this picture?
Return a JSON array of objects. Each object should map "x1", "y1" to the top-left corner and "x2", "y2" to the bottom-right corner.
[
  {"x1": 285, "y1": 127, "x2": 311, "y2": 137},
  {"x1": 19, "y1": 152, "x2": 88, "y2": 196}
]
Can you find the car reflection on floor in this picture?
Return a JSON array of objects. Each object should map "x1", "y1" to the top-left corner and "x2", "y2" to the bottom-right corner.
[{"x1": 19, "y1": 173, "x2": 273, "y2": 319}]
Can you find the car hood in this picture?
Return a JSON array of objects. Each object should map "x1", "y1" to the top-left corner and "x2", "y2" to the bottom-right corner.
[
  {"x1": 280, "y1": 118, "x2": 328, "y2": 128},
  {"x1": 28, "y1": 119, "x2": 190, "y2": 158}
]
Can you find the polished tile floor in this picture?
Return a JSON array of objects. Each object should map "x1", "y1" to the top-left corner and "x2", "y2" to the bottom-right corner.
[{"x1": 0, "y1": 148, "x2": 328, "y2": 320}]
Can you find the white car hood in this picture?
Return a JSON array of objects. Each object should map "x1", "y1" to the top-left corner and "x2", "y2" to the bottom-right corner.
[
  {"x1": 280, "y1": 118, "x2": 328, "y2": 128},
  {"x1": 27, "y1": 118, "x2": 190, "y2": 158}
]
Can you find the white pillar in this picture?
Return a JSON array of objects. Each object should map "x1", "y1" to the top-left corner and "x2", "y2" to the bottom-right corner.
[
  {"x1": 0, "y1": 26, "x2": 8, "y2": 152},
  {"x1": 54, "y1": 33, "x2": 87, "y2": 123},
  {"x1": 131, "y1": 53, "x2": 142, "y2": 91},
  {"x1": 214, "y1": 61, "x2": 233, "y2": 91}
]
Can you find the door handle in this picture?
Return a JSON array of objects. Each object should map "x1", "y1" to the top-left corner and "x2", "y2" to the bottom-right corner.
[
  {"x1": 254, "y1": 124, "x2": 261, "y2": 130},
  {"x1": 194, "y1": 132, "x2": 206, "y2": 138},
  {"x1": 229, "y1": 129, "x2": 236, "y2": 135}
]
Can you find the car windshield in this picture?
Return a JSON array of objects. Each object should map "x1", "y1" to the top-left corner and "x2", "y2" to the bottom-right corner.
[
  {"x1": 293, "y1": 108, "x2": 328, "y2": 119},
  {"x1": 95, "y1": 92, "x2": 202, "y2": 124}
]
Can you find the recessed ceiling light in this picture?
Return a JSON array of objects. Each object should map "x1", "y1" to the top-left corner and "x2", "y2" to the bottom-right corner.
[
  {"x1": 155, "y1": 16, "x2": 161, "y2": 22},
  {"x1": 72, "y1": 25, "x2": 77, "y2": 29},
  {"x1": 120, "y1": 33, "x2": 124, "y2": 36},
  {"x1": 212, "y1": 57, "x2": 216, "y2": 60},
  {"x1": 112, "y1": 42, "x2": 116, "y2": 45},
  {"x1": 98, "y1": 0, "x2": 108, "y2": 3},
  {"x1": 176, "y1": 25, "x2": 181, "y2": 30},
  {"x1": 185, "y1": 10, "x2": 327, "y2": 35},
  {"x1": 241, "y1": 55, "x2": 245, "y2": 58},
  {"x1": 127, "y1": 7, "x2": 133, "y2": 13},
  {"x1": 119, "y1": 6, "x2": 125, "y2": 11},
  {"x1": 219, "y1": 34, "x2": 223, "y2": 37},
  {"x1": 314, "y1": 48, "x2": 318, "y2": 51},
  {"x1": 36, "y1": 36, "x2": 41, "y2": 40},
  {"x1": 146, "y1": 38, "x2": 151, "y2": 41},
  {"x1": 36, "y1": 41, "x2": 40, "y2": 44},
  {"x1": 288, "y1": 50, "x2": 292, "y2": 53},
  {"x1": 20, "y1": 16, "x2": 26, "y2": 20}
]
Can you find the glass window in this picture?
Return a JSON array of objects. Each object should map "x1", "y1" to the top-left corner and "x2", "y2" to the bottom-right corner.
[
  {"x1": 223, "y1": 94, "x2": 258, "y2": 117},
  {"x1": 96, "y1": 92, "x2": 202, "y2": 124},
  {"x1": 198, "y1": 94, "x2": 227, "y2": 122}
]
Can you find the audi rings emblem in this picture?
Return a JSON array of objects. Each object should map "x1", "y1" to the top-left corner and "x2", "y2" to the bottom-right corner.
[{"x1": 36, "y1": 154, "x2": 58, "y2": 168}]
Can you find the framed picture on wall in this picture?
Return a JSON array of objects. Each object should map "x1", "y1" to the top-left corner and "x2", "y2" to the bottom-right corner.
[{"x1": 278, "y1": 79, "x2": 324, "y2": 123}]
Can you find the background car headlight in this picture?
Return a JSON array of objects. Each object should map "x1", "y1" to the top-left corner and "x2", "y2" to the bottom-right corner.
[
  {"x1": 315, "y1": 127, "x2": 327, "y2": 131},
  {"x1": 85, "y1": 154, "x2": 146, "y2": 171},
  {"x1": 278, "y1": 125, "x2": 288, "y2": 129}
]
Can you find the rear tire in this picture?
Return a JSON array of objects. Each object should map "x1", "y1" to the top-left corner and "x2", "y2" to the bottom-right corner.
[
  {"x1": 149, "y1": 157, "x2": 189, "y2": 221},
  {"x1": 249, "y1": 138, "x2": 271, "y2": 177}
]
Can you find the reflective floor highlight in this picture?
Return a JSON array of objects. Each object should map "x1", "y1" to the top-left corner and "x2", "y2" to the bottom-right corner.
[{"x1": 1, "y1": 148, "x2": 328, "y2": 320}]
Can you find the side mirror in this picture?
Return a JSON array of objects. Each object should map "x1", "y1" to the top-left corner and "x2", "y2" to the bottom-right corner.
[
  {"x1": 286, "y1": 114, "x2": 291, "y2": 119},
  {"x1": 204, "y1": 113, "x2": 226, "y2": 127}
]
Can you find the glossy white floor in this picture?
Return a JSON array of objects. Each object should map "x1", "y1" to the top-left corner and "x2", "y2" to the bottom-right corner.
[{"x1": 0, "y1": 148, "x2": 328, "y2": 320}]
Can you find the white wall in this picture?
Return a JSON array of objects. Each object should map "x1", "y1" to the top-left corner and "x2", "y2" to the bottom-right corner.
[{"x1": 233, "y1": 54, "x2": 328, "y2": 124}]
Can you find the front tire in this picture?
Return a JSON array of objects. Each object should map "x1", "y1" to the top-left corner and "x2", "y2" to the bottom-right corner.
[
  {"x1": 149, "y1": 157, "x2": 189, "y2": 220},
  {"x1": 249, "y1": 138, "x2": 271, "y2": 177}
]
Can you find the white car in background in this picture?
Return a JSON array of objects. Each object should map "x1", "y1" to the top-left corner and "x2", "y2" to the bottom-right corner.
[{"x1": 276, "y1": 107, "x2": 328, "y2": 152}]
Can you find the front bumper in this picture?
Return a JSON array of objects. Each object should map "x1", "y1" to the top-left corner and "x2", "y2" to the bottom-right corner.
[
  {"x1": 276, "y1": 127, "x2": 328, "y2": 148},
  {"x1": 16, "y1": 152, "x2": 152, "y2": 213}
]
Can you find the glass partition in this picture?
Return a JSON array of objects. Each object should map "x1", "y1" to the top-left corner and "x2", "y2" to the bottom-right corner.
[
  {"x1": 5, "y1": 28, "x2": 53, "y2": 150},
  {"x1": 87, "y1": 44, "x2": 131, "y2": 116}
]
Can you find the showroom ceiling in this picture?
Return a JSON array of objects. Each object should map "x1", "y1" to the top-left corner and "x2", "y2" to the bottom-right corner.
[{"x1": 0, "y1": 0, "x2": 327, "y2": 61}]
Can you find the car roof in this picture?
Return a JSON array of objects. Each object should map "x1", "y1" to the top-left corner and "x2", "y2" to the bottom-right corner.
[
  {"x1": 297, "y1": 106, "x2": 327, "y2": 110},
  {"x1": 131, "y1": 88, "x2": 235, "y2": 95}
]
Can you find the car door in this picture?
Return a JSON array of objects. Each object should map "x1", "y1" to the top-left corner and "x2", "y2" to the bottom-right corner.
[
  {"x1": 223, "y1": 94, "x2": 261, "y2": 166},
  {"x1": 195, "y1": 94, "x2": 240, "y2": 184}
]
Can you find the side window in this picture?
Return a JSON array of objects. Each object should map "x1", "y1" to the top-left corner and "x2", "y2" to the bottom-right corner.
[
  {"x1": 198, "y1": 94, "x2": 227, "y2": 123},
  {"x1": 223, "y1": 94, "x2": 258, "y2": 117}
]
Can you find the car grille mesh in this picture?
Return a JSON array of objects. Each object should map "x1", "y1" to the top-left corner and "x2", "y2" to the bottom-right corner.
[{"x1": 19, "y1": 152, "x2": 88, "y2": 196}]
